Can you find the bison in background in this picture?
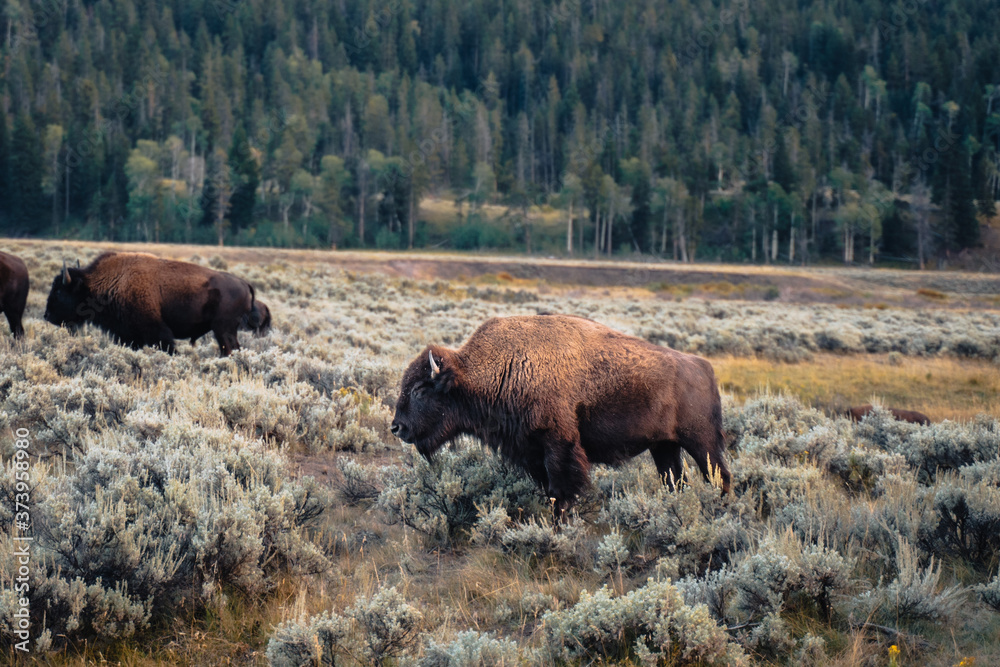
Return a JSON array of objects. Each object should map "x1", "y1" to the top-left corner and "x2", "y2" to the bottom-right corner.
[
  {"x1": 241, "y1": 299, "x2": 271, "y2": 337},
  {"x1": 0, "y1": 250, "x2": 29, "y2": 339},
  {"x1": 844, "y1": 404, "x2": 932, "y2": 425},
  {"x1": 391, "y1": 314, "x2": 731, "y2": 523},
  {"x1": 44, "y1": 252, "x2": 262, "y2": 357}
]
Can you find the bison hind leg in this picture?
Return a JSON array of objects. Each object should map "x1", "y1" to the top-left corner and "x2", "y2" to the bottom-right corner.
[
  {"x1": 5, "y1": 311, "x2": 24, "y2": 339},
  {"x1": 213, "y1": 327, "x2": 240, "y2": 357}
]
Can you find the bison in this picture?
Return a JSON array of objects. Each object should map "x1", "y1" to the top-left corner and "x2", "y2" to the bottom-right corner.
[
  {"x1": 844, "y1": 404, "x2": 931, "y2": 426},
  {"x1": 44, "y1": 251, "x2": 261, "y2": 356},
  {"x1": 0, "y1": 250, "x2": 29, "y2": 339},
  {"x1": 241, "y1": 299, "x2": 271, "y2": 337},
  {"x1": 391, "y1": 314, "x2": 731, "y2": 522}
]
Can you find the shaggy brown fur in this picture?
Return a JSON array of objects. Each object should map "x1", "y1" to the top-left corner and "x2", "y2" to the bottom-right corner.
[
  {"x1": 391, "y1": 314, "x2": 731, "y2": 521},
  {"x1": 844, "y1": 404, "x2": 932, "y2": 425},
  {"x1": 44, "y1": 252, "x2": 259, "y2": 356},
  {"x1": 0, "y1": 250, "x2": 29, "y2": 339}
]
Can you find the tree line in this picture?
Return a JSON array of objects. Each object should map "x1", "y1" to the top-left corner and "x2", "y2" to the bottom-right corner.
[{"x1": 0, "y1": 0, "x2": 996, "y2": 265}]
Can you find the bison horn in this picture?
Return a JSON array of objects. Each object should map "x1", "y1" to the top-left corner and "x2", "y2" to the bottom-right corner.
[
  {"x1": 62, "y1": 260, "x2": 71, "y2": 284},
  {"x1": 429, "y1": 350, "x2": 440, "y2": 378}
]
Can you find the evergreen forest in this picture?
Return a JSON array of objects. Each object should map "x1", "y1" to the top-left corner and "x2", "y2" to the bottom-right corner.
[{"x1": 0, "y1": 0, "x2": 997, "y2": 264}]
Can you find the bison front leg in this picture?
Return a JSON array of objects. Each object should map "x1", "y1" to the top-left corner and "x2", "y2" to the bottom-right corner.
[
  {"x1": 540, "y1": 432, "x2": 590, "y2": 525},
  {"x1": 149, "y1": 324, "x2": 177, "y2": 354},
  {"x1": 650, "y1": 443, "x2": 685, "y2": 491}
]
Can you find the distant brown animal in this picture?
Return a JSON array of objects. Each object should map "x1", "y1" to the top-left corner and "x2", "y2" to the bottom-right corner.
[
  {"x1": 241, "y1": 299, "x2": 271, "y2": 337},
  {"x1": 390, "y1": 314, "x2": 731, "y2": 522},
  {"x1": 844, "y1": 404, "x2": 931, "y2": 426},
  {"x1": 43, "y1": 252, "x2": 260, "y2": 356},
  {"x1": 0, "y1": 250, "x2": 29, "y2": 339}
]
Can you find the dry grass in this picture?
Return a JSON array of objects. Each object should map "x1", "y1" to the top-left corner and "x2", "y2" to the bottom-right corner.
[{"x1": 715, "y1": 354, "x2": 1000, "y2": 421}]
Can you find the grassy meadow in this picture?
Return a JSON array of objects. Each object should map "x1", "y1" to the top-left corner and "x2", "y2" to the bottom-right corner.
[{"x1": 1, "y1": 239, "x2": 999, "y2": 666}]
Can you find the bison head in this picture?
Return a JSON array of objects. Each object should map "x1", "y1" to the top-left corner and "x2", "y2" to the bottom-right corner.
[
  {"x1": 250, "y1": 301, "x2": 272, "y2": 336},
  {"x1": 44, "y1": 263, "x2": 93, "y2": 329},
  {"x1": 391, "y1": 347, "x2": 463, "y2": 460}
]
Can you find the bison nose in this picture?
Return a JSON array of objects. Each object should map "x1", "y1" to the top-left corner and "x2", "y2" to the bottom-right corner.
[{"x1": 390, "y1": 422, "x2": 400, "y2": 436}]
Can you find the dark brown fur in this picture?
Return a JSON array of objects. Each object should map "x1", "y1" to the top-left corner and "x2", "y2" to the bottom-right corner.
[
  {"x1": 0, "y1": 250, "x2": 29, "y2": 339},
  {"x1": 44, "y1": 252, "x2": 258, "y2": 356},
  {"x1": 844, "y1": 404, "x2": 931, "y2": 425},
  {"x1": 391, "y1": 314, "x2": 731, "y2": 521}
]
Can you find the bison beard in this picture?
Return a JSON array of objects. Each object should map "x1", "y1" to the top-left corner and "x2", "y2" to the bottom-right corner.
[
  {"x1": 43, "y1": 252, "x2": 260, "y2": 357},
  {"x1": 391, "y1": 314, "x2": 731, "y2": 523}
]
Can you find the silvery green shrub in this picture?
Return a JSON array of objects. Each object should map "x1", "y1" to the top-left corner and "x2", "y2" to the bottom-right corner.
[
  {"x1": 742, "y1": 612, "x2": 796, "y2": 661},
  {"x1": 469, "y1": 504, "x2": 511, "y2": 546},
  {"x1": 594, "y1": 529, "x2": 632, "y2": 576},
  {"x1": 855, "y1": 410, "x2": 1000, "y2": 478},
  {"x1": 850, "y1": 536, "x2": 965, "y2": 624},
  {"x1": 602, "y1": 472, "x2": 753, "y2": 576},
  {"x1": 826, "y1": 445, "x2": 908, "y2": 494},
  {"x1": 733, "y1": 457, "x2": 825, "y2": 517},
  {"x1": 974, "y1": 575, "x2": 1000, "y2": 612},
  {"x1": 266, "y1": 610, "x2": 351, "y2": 667},
  {"x1": 794, "y1": 633, "x2": 828, "y2": 666},
  {"x1": 267, "y1": 587, "x2": 421, "y2": 666},
  {"x1": 0, "y1": 428, "x2": 330, "y2": 650},
  {"x1": 679, "y1": 531, "x2": 852, "y2": 628},
  {"x1": 724, "y1": 392, "x2": 828, "y2": 450},
  {"x1": 498, "y1": 518, "x2": 584, "y2": 563},
  {"x1": 348, "y1": 586, "x2": 422, "y2": 664},
  {"x1": 541, "y1": 578, "x2": 747, "y2": 665},
  {"x1": 376, "y1": 442, "x2": 546, "y2": 544},
  {"x1": 922, "y1": 476, "x2": 1000, "y2": 567},
  {"x1": 336, "y1": 458, "x2": 384, "y2": 505},
  {"x1": 419, "y1": 630, "x2": 526, "y2": 667}
]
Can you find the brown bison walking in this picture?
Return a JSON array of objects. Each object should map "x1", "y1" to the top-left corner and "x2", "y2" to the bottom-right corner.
[
  {"x1": 44, "y1": 252, "x2": 261, "y2": 356},
  {"x1": 0, "y1": 250, "x2": 29, "y2": 339},
  {"x1": 844, "y1": 404, "x2": 931, "y2": 425},
  {"x1": 391, "y1": 314, "x2": 731, "y2": 521}
]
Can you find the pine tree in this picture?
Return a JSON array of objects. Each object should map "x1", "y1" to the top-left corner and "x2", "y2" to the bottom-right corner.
[
  {"x1": 942, "y1": 139, "x2": 980, "y2": 249},
  {"x1": 0, "y1": 116, "x2": 9, "y2": 228},
  {"x1": 9, "y1": 114, "x2": 46, "y2": 234},
  {"x1": 228, "y1": 125, "x2": 260, "y2": 232}
]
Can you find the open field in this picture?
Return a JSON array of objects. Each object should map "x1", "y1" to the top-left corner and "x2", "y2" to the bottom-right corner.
[{"x1": 1, "y1": 239, "x2": 999, "y2": 666}]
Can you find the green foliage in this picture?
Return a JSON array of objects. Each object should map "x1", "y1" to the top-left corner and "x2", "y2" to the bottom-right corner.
[
  {"x1": 375, "y1": 443, "x2": 545, "y2": 545},
  {"x1": 541, "y1": 578, "x2": 747, "y2": 665},
  {"x1": 5, "y1": 0, "x2": 997, "y2": 260},
  {"x1": 265, "y1": 586, "x2": 420, "y2": 666},
  {"x1": 420, "y1": 630, "x2": 527, "y2": 667}
]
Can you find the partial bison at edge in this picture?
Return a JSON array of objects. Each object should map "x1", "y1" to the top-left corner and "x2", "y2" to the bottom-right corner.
[
  {"x1": 44, "y1": 251, "x2": 263, "y2": 357},
  {"x1": 391, "y1": 314, "x2": 731, "y2": 522},
  {"x1": 0, "y1": 250, "x2": 29, "y2": 339}
]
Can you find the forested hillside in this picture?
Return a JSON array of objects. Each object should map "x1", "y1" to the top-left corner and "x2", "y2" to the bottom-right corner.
[{"x1": 0, "y1": 0, "x2": 997, "y2": 263}]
